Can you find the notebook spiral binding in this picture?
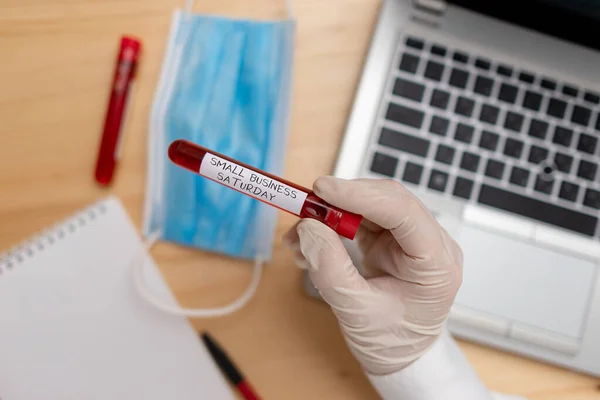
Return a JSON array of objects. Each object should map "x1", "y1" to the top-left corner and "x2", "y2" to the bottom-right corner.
[{"x1": 0, "y1": 199, "x2": 109, "y2": 275}]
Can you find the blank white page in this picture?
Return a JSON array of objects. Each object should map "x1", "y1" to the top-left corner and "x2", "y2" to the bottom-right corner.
[{"x1": 0, "y1": 196, "x2": 234, "y2": 400}]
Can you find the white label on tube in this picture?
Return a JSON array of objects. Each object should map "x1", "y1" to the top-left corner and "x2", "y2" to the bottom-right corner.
[{"x1": 199, "y1": 154, "x2": 308, "y2": 215}]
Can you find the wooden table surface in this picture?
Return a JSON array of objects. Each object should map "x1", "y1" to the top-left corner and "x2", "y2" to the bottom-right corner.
[{"x1": 1, "y1": 0, "x2": 599, "y2": 398}]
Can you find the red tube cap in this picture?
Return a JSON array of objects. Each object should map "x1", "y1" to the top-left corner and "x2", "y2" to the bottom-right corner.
[{"x1": 336, "y1": 212, "x2": 363, "y2": 240}]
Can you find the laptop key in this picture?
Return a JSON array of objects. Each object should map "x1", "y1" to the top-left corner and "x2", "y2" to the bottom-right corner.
[
  {"x1": 474, "y1": 76, "x2": 494, "y2": 96},
  {"x1": 485, "y1": 159, "x2": 505, "y2": 180},
  {"x1": 528, "y1": 118, "x2": 548, "y2": 139},
  {"x1": 370, "y1": 152, "x2": 398, "y2": 177},
  {"x1": 523, "y1": 90, "x2": 542, "y2": 111},
  {"x1": 596, "y1": 113, "x2": 600, "y2": 131},
  {"x1": 559, "y1": 181, "x2": 579, "y2": 202},
  {"x1": 460, "y1": 152, "x2": 480, "y2": 172},
  {"x1": 429, "y1": 115, "x2": 449, "y2": 136},
  {"x1": 449, "y1": 68, "x2": 469, "y2": 88},
  {"x1": 379, "y1": 127, "x2": 430, "y2": 157},
  {"x1": 534, "y1": 175, "x2": 554, "y2": 195},
  {"x1": 399, "y1": 53, "x2": 420, "y2": 73},
  {"x1": 402, "y1": 162, "x2": 424, "y2": 184},
  {"x1": 453, "y1": 177, "x2": 474, "y2": 199},
  {"x1": 385, "y1": 103, "x2": 424, "y2": 129},
  {"x1": 528, "y1": 145, "x2": 548, "y2": 164},
  {"x1": 454, "y1": 123, "x2": 474, "y2": 144},
  {"x1": 510, "y1": 166, "x2": 530, "y2": 187},
  {"x1": 504, "y1": 111, "x2": 524, "y2": 132},
  {"x1": 428, "y1": 169, "x2": 449, "y2": 192},
  {"x1": 503, "y1": 138, "x2": 524, "y2": 159},
  {"x1": 479, "y1": 130, "x2": 499, "y2": 151},
  {"x1": 577, "y1": 133, "x2": 597, "y2": 155},
  {"x1": 498, "y1": 83, "x2": 518, "y2": 103},
  {"x1": 584, "y1": 188, "x2": 600, "y2": 209},
  {"x1": 430, "y1": 44, "x2": 446, "y2": 57},
  {"x1": 497, "y1": 64, "x2": 513, "y2": 77},
  {"x1": 554, "y1": 153, "x2": 573, "y2": 173},
  {"x1": 571, "y1": 105, "x2": 591, "y2": 127},
  {"x1": 541, "y1": 78, "x2": 557, "y2": 90},
  {"x1": 552, "y1": 126, "x2": 573, "y2": 147},
  {"x1": 584, "y1": 91, "x2": 600, "y2": 104},
  {"x1": 406, "y1": 37, "x2": 424, "y2": 50},
  {"x1": 479, "y1": 104, "x2": 499, "y2": 125},
  {"x1": 435, "y1": 144, "x2": 455, "y2": 165},
  {"x1": 478, "y1": 184, "x2": 597, "y2": 236},
  {"x1": 393, "y1": 78, "x2": 425, "y2": 102},
  {"x1": 562, "y1": 85, "x2": 578, "y2": 97},
  {"x1": 430, "y1": 89, "x2": 450, "y2": 110},
  {"x1": 453, "y1": 51, "x2": 468, "y2": 63},
  {"x1": 577, "y1": 160, "x2": 597, "y2": 181},
  {"x1": 519, "y1": 71, "x2": 535, "y2": 83},
  {"x1": 424, "y1": 60, "x2": 444, "y2": 81},
  {"x1": 455, "y1": 96, "x2": 475, "y2": 117},
  {"x1": 547, "y1": 98, "x2": 567, "y2": 119},
  {"x1": 475, "y1": 58, "x2": 491, "y2": 70}
]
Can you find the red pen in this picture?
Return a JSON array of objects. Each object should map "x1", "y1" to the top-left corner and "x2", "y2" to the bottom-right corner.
[
  {"x1": 94, "y1": 35, "x2": 142, "y2": 186},
  {"x1": 201, "y1": 332, "x2": 261, "y2": 400}
]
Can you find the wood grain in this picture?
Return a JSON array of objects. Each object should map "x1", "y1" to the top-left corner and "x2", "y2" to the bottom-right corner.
[{"x1": 1, "y1": 0, "x2": 599, "y2": 398}]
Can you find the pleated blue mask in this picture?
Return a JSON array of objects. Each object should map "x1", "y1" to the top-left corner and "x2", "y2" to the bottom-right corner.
[{"x1": 144, "y1": 5, "x2": 295, "y2": 262}]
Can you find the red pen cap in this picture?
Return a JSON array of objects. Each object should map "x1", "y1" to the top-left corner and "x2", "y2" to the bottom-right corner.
[{"x1": 120, "y1": 36, "x2": 141, "y2": 60}]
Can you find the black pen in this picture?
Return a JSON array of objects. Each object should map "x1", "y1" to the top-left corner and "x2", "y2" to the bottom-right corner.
[{"x1": 201, "y1": 332, "x2": 261, "y2": 400}]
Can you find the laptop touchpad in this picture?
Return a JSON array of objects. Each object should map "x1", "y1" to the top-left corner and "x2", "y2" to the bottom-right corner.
[{"x1": 455, "y1": 225, "x2": 597, "y2": 339}]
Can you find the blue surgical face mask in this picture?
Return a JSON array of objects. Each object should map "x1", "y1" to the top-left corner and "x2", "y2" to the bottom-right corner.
[{"x1": 143, "y1": 4, "x2": 295, "y2": 264}]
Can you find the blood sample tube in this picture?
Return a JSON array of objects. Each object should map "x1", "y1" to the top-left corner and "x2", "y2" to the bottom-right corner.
[{"x1": 168, "y1": 139, "x2": 363, "y2": 240}]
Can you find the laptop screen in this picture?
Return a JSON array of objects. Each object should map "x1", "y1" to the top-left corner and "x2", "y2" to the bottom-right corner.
[
  {"x1": 448, "y1": 0, "x2": 600, "y2": 51},
  {"x1": 546, "y1": 0, "x2": 600, "y2": 18}
]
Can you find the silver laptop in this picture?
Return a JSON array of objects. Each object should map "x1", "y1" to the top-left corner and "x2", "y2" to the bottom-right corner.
[{"x1": 315, "y1": 0, "x2": 600, "y2": 376}]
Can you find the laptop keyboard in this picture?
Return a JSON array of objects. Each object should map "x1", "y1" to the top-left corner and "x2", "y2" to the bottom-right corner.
[{"x1": 369, "y1": 35, "x2": 600, "y2": 237}]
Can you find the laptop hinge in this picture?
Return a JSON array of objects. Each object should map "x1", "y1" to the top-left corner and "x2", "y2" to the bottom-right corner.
[
  {"x1": 413, "y1": 0, "x2": 446, "y2": 15},
  {"x1": 412, "y1": 0, "x2": 446, "y2": 27}
]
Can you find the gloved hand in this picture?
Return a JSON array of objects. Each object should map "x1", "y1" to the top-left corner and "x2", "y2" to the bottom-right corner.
[{"x1": 283, "y1": 176, "x2": 463, "y2": 375}]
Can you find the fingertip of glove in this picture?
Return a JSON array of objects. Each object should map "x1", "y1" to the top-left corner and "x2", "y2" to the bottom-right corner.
[
  {"x1": 296, "y1": 217, "x2": 325, "y2": 234},
  {"x1": 313, "y1": 175, "x2": 343, "y2": 197},
  {"x1": 296, "y1": 218, "x2": 341, "y2": 242},
  {"x1": 293, "y1": 254, "x2": 312, "y2": 270}
]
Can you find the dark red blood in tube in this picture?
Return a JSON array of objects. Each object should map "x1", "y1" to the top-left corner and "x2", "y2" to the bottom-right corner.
[{"x1": 168, "y1": 139, "x2": 362, "y2": 240}]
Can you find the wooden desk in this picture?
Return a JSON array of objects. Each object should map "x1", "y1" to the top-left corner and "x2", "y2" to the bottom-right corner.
[{"x1": 1, "y1": 1, "x2": 598, "y2": 398}]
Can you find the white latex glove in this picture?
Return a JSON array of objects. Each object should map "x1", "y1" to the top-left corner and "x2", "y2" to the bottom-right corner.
[{"x1": 283, "y1": 176, "x2": 463, "y2": 375}]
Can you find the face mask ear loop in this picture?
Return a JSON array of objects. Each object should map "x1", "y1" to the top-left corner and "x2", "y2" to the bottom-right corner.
[
  {"x1": 132, "y1": 231, "x2": 264, "y2": 318},
  {"x1": 285, "y1": 0, "x2": 294, "y2": 18},
  {"x1": 184, "y1": 0, "x2": 293, "y2": 18},
  {"x1": 184, "y1": 0, "x2": 194, "y2": 13}
]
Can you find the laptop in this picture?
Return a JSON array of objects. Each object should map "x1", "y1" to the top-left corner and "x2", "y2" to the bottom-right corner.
[{"x1": 313, "y1": 0, "x2": 600, "y2": 376}]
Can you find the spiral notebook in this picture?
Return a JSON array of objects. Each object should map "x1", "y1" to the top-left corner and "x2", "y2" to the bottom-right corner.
[{"x1": 0, "y1": 196, "x2": 234, "y2": 400}]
